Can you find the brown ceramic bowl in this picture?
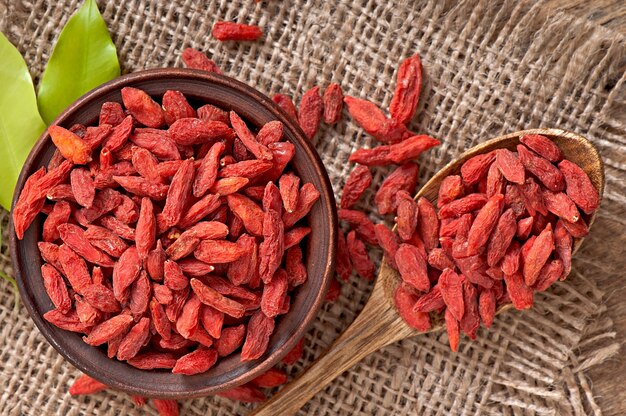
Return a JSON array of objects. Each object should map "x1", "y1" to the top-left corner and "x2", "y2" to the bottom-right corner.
[{"x1": 9, "y1": 68, "x2": 337, "y2": 398}]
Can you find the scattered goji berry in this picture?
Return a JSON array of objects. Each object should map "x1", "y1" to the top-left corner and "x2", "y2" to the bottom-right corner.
[
  {"x1": 212, "y1": 22, "x2": 263, "y2": 41},
  {"x1": 181, "y1": 47, "x2": 221, "y2": 74},
  {"x1": 298, "y1": 86, "x2": 323, "y2": 140},
  {"x1": 389, "y1": 54, "x2": 422, "y2": 124},
  {"x1": 322, "y1": 83, "x2": 344, "y2": 124}
]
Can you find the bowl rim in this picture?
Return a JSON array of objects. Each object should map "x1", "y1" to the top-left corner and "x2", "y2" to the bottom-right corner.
[{"x1": 9, "y1": 68, "x2": 337, "y2": 398}]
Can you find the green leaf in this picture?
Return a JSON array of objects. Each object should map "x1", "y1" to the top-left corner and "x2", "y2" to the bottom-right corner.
[
  {"x1": 0, "y1": 32, "x2": 47, "y2": 210},
  {"x1": 37, "y1": 0, "x2": 120, "y2": 124}
]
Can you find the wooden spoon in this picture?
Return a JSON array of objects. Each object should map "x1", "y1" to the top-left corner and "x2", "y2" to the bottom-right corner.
[{"x1": 250, "y1": 128, "x2": 605, "y2": 416}]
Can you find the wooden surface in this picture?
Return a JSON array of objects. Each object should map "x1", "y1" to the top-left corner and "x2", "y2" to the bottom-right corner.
[
  {"x1": 250, "y1": 129, "x2": 605, "y2": 416},
  {"x1": 541, "y1": 2, "x2": 626, "y2": 415}
]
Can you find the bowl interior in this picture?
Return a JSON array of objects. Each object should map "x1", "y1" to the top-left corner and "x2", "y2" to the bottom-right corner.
[{"x1": 10, "y1": 68, "x2": 337, "y2": 398}]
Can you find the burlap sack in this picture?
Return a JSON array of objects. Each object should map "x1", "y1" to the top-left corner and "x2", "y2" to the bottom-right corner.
[{"x1": 0, "y1": 0, "x2": 624, "y2": 414}]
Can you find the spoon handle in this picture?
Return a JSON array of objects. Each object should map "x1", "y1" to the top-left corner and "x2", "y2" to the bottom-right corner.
[{"x1": 249, "y1": 286, "x2": 413, "y2": 416}]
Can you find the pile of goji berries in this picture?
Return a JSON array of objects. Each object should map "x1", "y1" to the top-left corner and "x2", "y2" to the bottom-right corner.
[
  {"x1": 13, "y1": 83, "x2": 322, "y2": 379},
  {"x1": 384, "y1": 135, "x2": 599, "y2": 350}
]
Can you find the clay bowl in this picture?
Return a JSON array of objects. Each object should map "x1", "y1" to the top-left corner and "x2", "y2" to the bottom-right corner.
[{"x1": 9, "y1": 68, "x2": 337, "y2": 398}]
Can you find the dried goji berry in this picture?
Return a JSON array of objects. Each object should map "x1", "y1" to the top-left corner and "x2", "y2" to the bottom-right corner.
[
  {"x1": 241, "y1": 310, "x2": 275, "y2": 361},
  {"x1": 412, "y1": 286, "x2": 446, "y2": 312},
  {"x1": 112, "y1": 247, "x2": 142, "y2": 301},
  {"x1": 150, "y1": 299, "x2": 171, "y2": 340},
  {"x1": 152, "y1": 399, "x2": 179, "y2": 416},
  {"x1": 130, "y1": 128, "x2": 180, "y2": 160},
  {"x1": 427, "y1": 248, "x2": 455, "y2": 272},
  {"x1": 523, "y1": 223, "x2": 554, "y2": 286},
  {"x1": 504, "y1": 271, "x2": 534, "y2": 310},
  {"x1": 99, "y1": 102, "x2": 125, "y2": 126},
  {"x1": 82, "y1": 283, "x2": 121, "y2": 313},
  {"x1": 43, "y1": 309, "x2": 91, "y2": 333},
  {"x1": 322, "y1": 83, "x2": 344, "y2": 124},
  {"x1": 282, "y1": 183, "x2": 320, "y2": 228},
  {"x1": 178, "y1": 193, "x2": 222, "y2": 229},
  {"x1": 216, "y1": 384, "x2": 266, "y2": 403},
  {"x1": 517, "y1": 144, "x2": 565, "y2": 192},
  {"x1": 393, "y1": 283, "x2": 431, "y2": 331},
  {"x1": 282, "y1": 337, "x2": 305, "y2": 365},
  {"x1": 278, "y1": 172, "x2": 300, "y2": 213},
  {"x1": 516, "y1": 217, "x2": 533, "y2": 240},
  {"x1": 340, "y1": 165, "x2": 371, "y2": 209},
  {"x1": 346, "y1": 230, "x2": 375, "y2": 280},
  {"x1": 212, "y1": 21, "x2": 263, "y2": 41},
  {"x1": 193, "y1": 142, "x2": 224, "y2": 198},
  {"x1": 41, "y1": 264, "x2": 72, "y2": 313},
  {"x1": 533, "y1": 259, "x2": 564, "y2": 291},
  {"x1": 416, "y1": 197, "x2": 439, "y2": 251},
  {"x1": 172, "y1": 347, "x2": 218, "y2": 375},
  {"x1": 121, "y1": 87, "x2": 165, "y2": 128},
  {"x1": 261, "y1": 269, "x2": 288, "y2": 317},
  {"x1": 48, "y1": 125, "x2": 91, "y2": 164},
  {"x1": 117, "y1": 317, "x2": 150, "y2": 361},
  {"x1": 486, "y1": 208, "x2": 516, "y2": 267},
  {"x1": 285, "y1": 245, "x2": 307, "y2": 287},
  {"x1": 460, "y1": 281, "x2": 480, "y2": 339},
  {"x1": 389, "y1": 54, "x2": 422, "y2": 124},
  {"x1": 374, "y1": 224, "x2": 399, "y2": 270},
  {"x1": 445, "y1": 308, "x2": 460, "y2": 352},
  {"x1": 486, "y1": 162, "x2": 505, "y2": 198},
  {"x1": 478, "y1": 289, "x2": 496, "y2": 328},
  {"x1": 554, "y1": 220, "x2": 573, "y2": 280},
  {"x1": 344, "y1": 96, "x2": 410, "y2": 144},
  {"x1": 520, "y1": 134, "x2": 563, "y2": 162},
  {"x1": 69, "y1": 374, "x2": 107, "y2": 395},
  {"x1": 461, "y1": 152, "x2": 495, "y2": 186},
  {"x1": 439, "y1": 268, "x2": 464, "y2": 320},
  {"x1": 494, "y1": 148, "x2": 525, "y2": 184},
  {"x1": 558, "y1": 159, "x2": 599, "y2": 214},
  {"x1": 230, "y1": 111, "x2": 273, "y2": 160},
  {"x1": 128, "y1": 352, "x2": 178, "y2": 370},
  {"x1": 83, "y1": 314, "x2": 134, "y2": 346},
  {"x1": 395, "y1": 191, "x2": 418, "y2": 241},
  {"x1": 43, "y1": 201, "x2": 71, "y2": 242},
  {"x1": 169, "y1": 118, "x2": 234, "y2": 146},
  {"x1": 163, "y1": 260, "x2": 190, "y2": 291},
  {"x1": 135, "y1": 197, "x2": 156, "y2": 259},
  {"x1": 162, "y1": 158, "x2": 195, "y2": 227},
  {"x1": 181, "y1": 47, "x2": 221, "y2": 74},
  {"x1": 70, "y1": 168, "x2": 96, "y2": 208},
  {"x1": 298, "y1": 86, "x2": 323, "y2": 140},
  {"x1": 542, "y1": 190, "x2": 580, "y2": 223},
  {"x1": 349, "y1": 135, "x2": 440, "y2": 166},
  {"x1": 113, "y1": 176, "x2": 169, "y2": 200},
  {"x1": 251, "y1": 367, "x2": 288, "y2": 388},
  {"x1": 395, "y1": 243, "x2": 429, "y2": 292},
  {"x1": 272, "y1": 93, "x2": 298, "y2": 120},
  {"x1": 437, "y1": 175, "x2": 464, "y2": 208},
  {"x1": 517, "y1": 177, "x2": 547, "y2": 217},
  {"x1": 334, "y1": 230, "x2": 354, "y2": 281},
  {"x1": 438, "y1": 193, "x2": 487, "y2": 219}
]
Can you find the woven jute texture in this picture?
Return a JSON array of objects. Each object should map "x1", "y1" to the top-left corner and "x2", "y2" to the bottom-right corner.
[{"x1": 1, "y1": 0, "x2": 625, "y2": 415}]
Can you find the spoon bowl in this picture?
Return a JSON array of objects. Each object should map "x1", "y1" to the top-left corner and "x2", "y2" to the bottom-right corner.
[{"x1": 250, "y1": 128, "x2": 604, "y2": 416}]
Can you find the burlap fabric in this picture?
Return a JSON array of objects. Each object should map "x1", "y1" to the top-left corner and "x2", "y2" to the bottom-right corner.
[{"x1": 0, "y1": 0, "x2": 624, "y2": 414}]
